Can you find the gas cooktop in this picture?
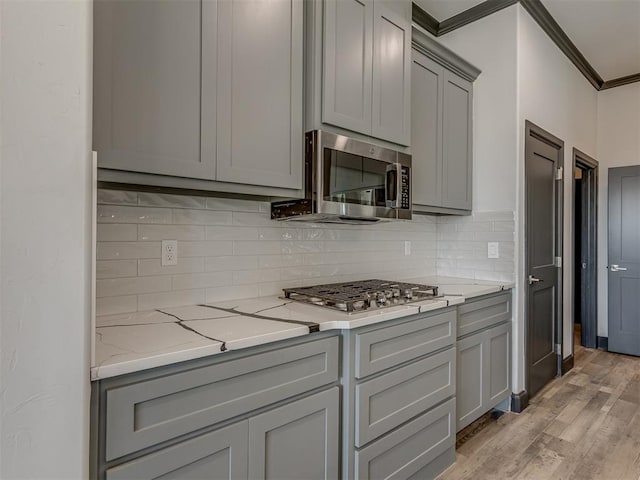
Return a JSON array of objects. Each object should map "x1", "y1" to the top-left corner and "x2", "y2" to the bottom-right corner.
[{"x1": 283, "y1": 279, "x2": 440, "y2": 313}]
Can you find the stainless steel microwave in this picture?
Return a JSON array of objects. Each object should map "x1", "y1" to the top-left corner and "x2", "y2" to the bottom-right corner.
[{"x1": 271, "y1": 131, "x2": 411, "y2": 224}]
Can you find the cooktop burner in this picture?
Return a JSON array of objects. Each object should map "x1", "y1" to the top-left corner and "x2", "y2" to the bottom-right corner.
[{"x1": 283, "y1": 279, "x2": 439, "y2": 313}]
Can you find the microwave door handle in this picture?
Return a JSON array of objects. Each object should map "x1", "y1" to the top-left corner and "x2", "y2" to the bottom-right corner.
[{"x1": 385, "y1": 163, "x2": 401, "y2": 209}]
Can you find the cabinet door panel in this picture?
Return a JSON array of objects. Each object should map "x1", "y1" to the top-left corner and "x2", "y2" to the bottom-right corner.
[
  {"x1": 94, "y1": 0, "x2": 214, "y2": 180},
  {"x1": 323, "y1": 0, "x2": 374, "y2": 134},
  {"x1": 105, "y1": 422, "x2": 248, "y2": 480},
  {"x1": 488, "y1": 322, "x2": 511, "y2": 406},
  {"x1": 456, "y1": 333, "x2": 485, "y2": 431},
  {"x1": 216, "y1": 0, "x2": 303, "y2": 189},
  {"x1": 411, "y1": 50, "x2": 443, "y2": 207},
  {"x1": 248, "y1": 388, "x2": 340, "y2": 480},
  {"x1": 371, "y1": 2, "x2": 411, "y2": 145},
  {"x1": 442, "y1": 71, "x2": 473, "y2": 210}
]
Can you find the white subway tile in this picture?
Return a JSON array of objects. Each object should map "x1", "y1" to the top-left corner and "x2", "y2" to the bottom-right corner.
[
  {"x1": 457, "y1": 222, "x2": 492, "y2": 232},
  {"x1": 97, "y1": 276, "x2": 172, "y2": 298},
  {"x1": 233, "y1": 269, "x2": 279, "y2": 285},
  {"x1": 138, "y1": 257, "x2": 204, "y2": 276},
  {"x1": 97, "y1": 242, "x2": 161, "y2": 260},
  {"x1": 138, "y1": 289, "x2": 206, "y2": 311},
  {"x1": 97, "y1": 189, "x2": 138, "y2": 205},
  {"x1": 474, "y1": 231, "x2": 514, "y2": 242},
  {"x1": 139, "y1": 225, "x2": 205, "y2": 241},
  {"x1": 232, "y1": 211, "x2": 274, "y2": 226},
  {"x1": 97, "y1": 224, "x2": 138, "y2": 242},
  {"x1": 234, "y1": 241, "x2": 282, "y2": 256},
  {"x1": 205, "y1": 285, "x2": 259, "y2": 303},
  {"x1": 258, "y1": 255, "x2": 304, "y2": 269},
  {"x1": 259, "y1": 227, "x2": 302, "y2": 241},
  {"x1": 493, "y1": 221, "x2": 515, "y2": 232},
  {"x1": 172, "y1": 272, "x2": 230, "y2": 290},
  {"x1": 96, "y1": 295, "x2": 137, "y2": 316},
  {"x1": 138, "y1": 192, "x2": 206, "y2": 209},
  {"x1": 206, "y1": 226, "x2": 259, "y2": 240},
  {"x1": 97, "y1": 205, "x2": 172, "y2": 224},
  {"x1": 206, "y1": 197, "x2": 262, "y2": 212},
  {"x1": 173, "y1": 209, "x2": 233, "y2": 225},
  {"x1": 471, "y1": 211, "x2": 513, "y2": 222},
  {"x1": 96, "y1": 260, "x2": 138, "y2": 279},
  {"x1": 180, "y1": 241, "x2": 233, "y2": 257},
  {"x1": 206, "y1": 256, "x2": 259, "y2": 272}
]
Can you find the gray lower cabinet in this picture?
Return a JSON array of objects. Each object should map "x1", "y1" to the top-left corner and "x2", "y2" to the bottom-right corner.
[
  {"x1": 456, "y1": 292, "x2": 512, "y2": 431},
  {"x1": 248, "y1": 388, "x2": 340, "y2": 480},
  {"x1": 91, "y1": 334, "x2": 340, "y2": 480},
  {"x1": 411, "y1": 28, "x2": 479, "y2": 215},
  {"x1": 342, "y1": 308, "x2": 458, "y2": 479},
  {"x1": 105, "y1": 421, "x2": 249, "y2": 480},
  {"x1": 94, "y1": 0, "x2": 303, "y2": 194}
]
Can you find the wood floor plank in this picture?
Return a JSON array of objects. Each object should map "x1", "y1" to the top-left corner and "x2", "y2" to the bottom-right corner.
[{"x1": 439, "y1": 333, "x2": 640, "y2": 480}]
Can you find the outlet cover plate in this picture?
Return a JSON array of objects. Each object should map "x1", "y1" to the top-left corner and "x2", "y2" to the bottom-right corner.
[
  {"x1": 487, "y1": 242, "x2": 499, "y2": 259},
  {"x1": 162, "y1": 239, "x2": 178, "y2": 266}
]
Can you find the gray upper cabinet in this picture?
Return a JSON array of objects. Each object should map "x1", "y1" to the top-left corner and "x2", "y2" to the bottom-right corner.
[
  {"x1": 216, "y1": 0, "x2": 303, "y2": 189},
  {"x1": 314, "y1": 0, "x2": 411, "y2": 147},
  {"x1": 411, "y1": 51, "x2": 442, "y2": 208},
  {"x1": 442, "y1": 71, "x2": 473, "y2": 210},
  {"x1": 411, "y1": 28, "x2": 479, "y2": 215},
  {"x1": 94, "y1": 0, "x2": 303, "y2": 193},
  {"x1": 371, "y1": 0, "x2": 411, "y2": 145},
  {"x1": 322, "y1": 0, "x2": 373, "y2": 136},
  {"x1": 93, "y1": 0, "x2": 213, "y2": 180}
]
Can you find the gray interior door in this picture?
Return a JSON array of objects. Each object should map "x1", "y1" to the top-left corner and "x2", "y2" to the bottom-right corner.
[
  {"x1": 608, "y1": 166, "x2": 640, "y2": 356},
  {"x1": 525, "y1": 121, "x2": 563, "y2": 399}
]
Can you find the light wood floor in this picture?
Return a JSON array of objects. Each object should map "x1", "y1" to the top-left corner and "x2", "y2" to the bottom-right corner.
[{"x1": 439, "y1": 328, "x2": 640, "y2": 480}]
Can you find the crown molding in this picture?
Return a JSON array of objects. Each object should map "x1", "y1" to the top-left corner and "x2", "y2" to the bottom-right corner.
[
  {"x1": 600, "y1": 73, "x2": 640, "y2": 91},
  {"x1": 438, "y1": 0, "x2": 518, "y2": 36},
  {"x1": 412, "y1": 0, "x2": 640, "y2": 91}
]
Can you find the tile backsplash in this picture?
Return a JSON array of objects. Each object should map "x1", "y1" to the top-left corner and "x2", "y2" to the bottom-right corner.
[
  {"x1": 96, "y1": 189, "x2": 515, "y2": 315},
  {"x1": 436, "y1": 211, "x2": 515, "y2": 283},
  {"x1": 96, "y1": 189, "x2": 438, "y2": 315}
]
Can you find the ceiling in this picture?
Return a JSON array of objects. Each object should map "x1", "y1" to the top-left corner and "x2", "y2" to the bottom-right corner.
[{"x1": 414, "y1": 0, "x2": 640, "y2": 85}]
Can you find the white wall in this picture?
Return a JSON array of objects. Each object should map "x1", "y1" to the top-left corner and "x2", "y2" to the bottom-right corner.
[
  {"x1": 423, "y1": 5, "x2": 519, "y2": 213},
  {"x1": 517, "y1": 5, "x2": 598, "y2": 377},
  {"x1": 0, "y1": 1, "x2": 92, "y2": 478},
  {"x1": 430, "y1": 5, "x2": 523, "y2": 391},
  {"x1": 596, "y1": 83, "x2": 640, "y2": 336}
]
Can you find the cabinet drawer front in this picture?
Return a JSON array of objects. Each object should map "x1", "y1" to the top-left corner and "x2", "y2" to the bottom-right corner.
[
  {"x1": 355, "y1": 348, "x2": 455, "y2": 447},
  {"x1": 355, "y1": 398, "x2": 455, "y2": 480},
  {"x1": 458, "y1": 291, "x2": 511, "y2": 337},
  {"x1": 104, "y1": 336, "x2": 339, "y2": 461},
  {"x1": 355, "y1": 309, "x2": 455, "y2": 378},
  {"x1": 105, "y1": 421, "x2": 248, "y2": 480}
]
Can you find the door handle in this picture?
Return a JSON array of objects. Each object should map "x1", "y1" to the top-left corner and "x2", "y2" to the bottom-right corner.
[
  {"x1": 528, "y1": 275, "x2": 543, "y2": 285},
  {"x1": 610, "y1": 264, "x2": 628, "y2": 272}
]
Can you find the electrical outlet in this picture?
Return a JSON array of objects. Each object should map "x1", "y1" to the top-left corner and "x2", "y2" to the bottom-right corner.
[
  {"x1": 404, "y1": 241, "x2": 411, "y2": 256},
  {"x1": 487, "y1": 242, "x2": 500, "y2": 259},
  {"x1": 162, "y1": 240, "x2": 178, "y2": 266}
]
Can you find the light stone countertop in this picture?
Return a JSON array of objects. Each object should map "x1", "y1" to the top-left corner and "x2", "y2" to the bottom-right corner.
[{"x1": 92, "y1": 277, "x2": 513, "y2": 380}]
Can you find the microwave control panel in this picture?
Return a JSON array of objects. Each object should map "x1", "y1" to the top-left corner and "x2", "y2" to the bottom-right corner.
[{"x1": 401, "y1": 166, "x2": 410, "y2": 209}]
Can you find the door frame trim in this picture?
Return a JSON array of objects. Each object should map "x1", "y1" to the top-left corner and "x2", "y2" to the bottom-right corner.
[
  {"x1": 524, "y1": 120, "x2": 564, "y2": 396},
  {"x1": 572, "y1": 148, "x2": 598, "y2": 350}
]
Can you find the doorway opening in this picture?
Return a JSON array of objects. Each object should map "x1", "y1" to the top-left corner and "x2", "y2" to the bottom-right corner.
[{"x1": 572, "y1": 149, "x2": 598, "y2": 354}]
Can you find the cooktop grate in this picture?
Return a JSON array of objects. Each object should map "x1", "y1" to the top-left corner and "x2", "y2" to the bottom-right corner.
[{"x1": 283, "y1": 279, "x2": 439, "y2": 313}]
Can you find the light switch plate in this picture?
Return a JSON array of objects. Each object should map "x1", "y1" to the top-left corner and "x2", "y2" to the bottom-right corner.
[
  {"x1": 404, "y1": 241, "x2": 411, "y2": 256},
  {"x1": 487, "y1": 242, "x2": 499, "y2": 259}
]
